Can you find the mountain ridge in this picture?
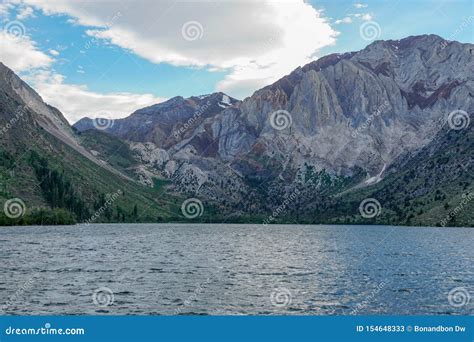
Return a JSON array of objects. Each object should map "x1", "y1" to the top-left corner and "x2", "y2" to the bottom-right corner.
[
  {"x1": 1, "y1": 34, "x2": 472, "y2": 226},
  {"x1": 0, "y1": 62, "x2": 183, "y2": 225},
  {"x1": 70, "y1": 34, "x2": 473, "y2": 226}
]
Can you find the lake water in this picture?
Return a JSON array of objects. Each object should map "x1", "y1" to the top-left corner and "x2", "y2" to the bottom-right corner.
[{"x1": 0, "y1": 224, "x2": 472, "y2": 315}]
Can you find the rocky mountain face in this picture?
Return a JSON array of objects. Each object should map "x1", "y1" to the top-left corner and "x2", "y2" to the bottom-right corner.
[
  {"x1": 1, "y1": 34, "x2": 470, "y2": 226},
  {"x1": 0, "y1": 62, "x2": 75, "y2": 146},
  {"x1": 73, "y1": 35, "x2": 473, "y2": 223},
  {"x1": 226, "y1": 35, "x2": 472, "y2": 175},
  {"x1": 0, "y1": 62, "x2": 136, "y2": 180},
  {"x1": 74, "y1": 92, "x2": 239, "y2": 148},
  {"x1": 0, "y1": 62, "x2": 178, "y2": 224}
]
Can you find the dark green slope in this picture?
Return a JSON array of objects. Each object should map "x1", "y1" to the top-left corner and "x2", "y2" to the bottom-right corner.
[
  {"x1": 291, "y1": 119, "x2": 473, "y2": 227},
  {"x1": 1, "y1": 61, "x2": 471, "y2": 227},
  {"x1": 76, "y1": 129, "x2": 138, "y2": 178},
  {"x1": 355, "y1": 119, "x2": 473, "y2": 227},
  {"x1": 71, "y1": 114, "x2": 473, "y2": 227},
  {"x1": 0, "y1": 79, "x2": 181, "y2": 226}
]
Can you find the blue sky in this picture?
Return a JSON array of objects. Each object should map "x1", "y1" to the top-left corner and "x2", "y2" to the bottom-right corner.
[{"x1": 0, "y1": 0, "x2": 472, "y2": 123}]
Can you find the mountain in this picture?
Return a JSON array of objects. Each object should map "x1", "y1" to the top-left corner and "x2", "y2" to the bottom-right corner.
[
  {"x1": 353, "y1": 121, "x2": 473, "y2": 227},
  {"x1": 71, "y1": 34, "x2": 473, "y2": 226},
  {"x1": 74, "y1": 92, "x2": 239, "y2": 148},
  {"x1": 0, "y1": 62, "x2": 181, "y2": 225},
  {"x1": 1, "y1": 34, "x2": 472, "y2": 226},
  {"x1": 74, "y1": 92, "x2": 240, "y2": 187},
  {"x1": 216, "y1": 34, "x2": 472, "y2": 174}
]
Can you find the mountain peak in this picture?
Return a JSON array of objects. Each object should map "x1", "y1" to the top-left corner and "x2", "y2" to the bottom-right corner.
[
  {"x1": 3, "y1": 35, "x2": 472, "y2": 227},
  {"x1": 369, "y1": 34, "x2": 444, "y2": 48}
]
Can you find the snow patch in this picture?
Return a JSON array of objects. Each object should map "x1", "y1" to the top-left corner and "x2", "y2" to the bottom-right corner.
[
  {"x1": 218, "y1": 94, "x2": 232, "y2": 108},
  {"x1": 365, "y1": 163, "x2": 386, "y2": 185}
]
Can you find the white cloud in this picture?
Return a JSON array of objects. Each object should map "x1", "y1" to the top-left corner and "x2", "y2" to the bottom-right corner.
[
  {"x1": 0, "y1": 31, "x2": 53, "y2": 72},
  {"x1": 336, "y1": 12, "x2": 374, "y2": 27},
  {"x1": 0, "y1": 19, "x2": 164, "y2": 124},
  {"x1": 354, "y1": 3, "x2": 368, "y2": 9},
  {"x1": 21, "y1": 0, "x2": 338, "y2": 99},
  {"x1": 48, "y1": 49, "x2": 59, "y2": 56},
  {"x1": 24, "y1": 70, "x2": 165, "y2": 124},
  {"x1": 352, "y1": 13, "x2": 374, "y2": 21},
  {"x1": 16, "y1": 6, "x2": 35, "y2": 20},
  {"x1": 0, "y1": 2, "x2": 14, "y2": 17},
  {"x1": 335, "y1": 17, "x2": 353, "y2": 25}
]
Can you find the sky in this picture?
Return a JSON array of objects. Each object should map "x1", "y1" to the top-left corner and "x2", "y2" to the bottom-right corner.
[{"x1": 0, "y1": 0, "x2": 473, "y2": 123}]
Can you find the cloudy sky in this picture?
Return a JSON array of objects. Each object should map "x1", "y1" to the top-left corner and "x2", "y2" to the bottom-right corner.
[{"x1": 0, "y1": 0, "x2": 472, "y2": 123}]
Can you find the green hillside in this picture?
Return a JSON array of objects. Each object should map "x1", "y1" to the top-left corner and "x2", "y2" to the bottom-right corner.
[{"x1": 0, "y1": 90, "x2": 182, "y2": 225}]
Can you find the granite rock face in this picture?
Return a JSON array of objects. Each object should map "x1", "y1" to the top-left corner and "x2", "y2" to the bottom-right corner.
[
  {"x1": 74, "y1": 35, "x2": 474, "y2": 207},
  {"x1": 74, "y1": 92, "x2": 239, "y2": 149},
  {"x1": 0, "y1": 62, "x2": 127, "y2": 178},
  {"x1": 226, "y1": 35, "x2": 473, "y2": 176}
]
